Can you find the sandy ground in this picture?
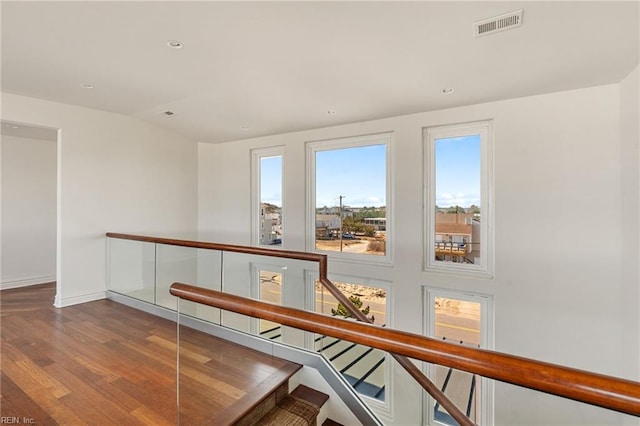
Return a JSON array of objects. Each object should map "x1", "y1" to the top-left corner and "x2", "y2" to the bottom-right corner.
[
  {"x1": 315, "y1": 237, "x2": 385, "y2": 255},
  {"x1": 259, "y1": 265, "x2": 481, "y2": 337}
]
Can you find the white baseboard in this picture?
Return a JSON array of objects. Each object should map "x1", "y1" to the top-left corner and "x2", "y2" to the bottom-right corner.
[
  {"x1": 0, "y1": 275, "x2": 56, "y2": 291},
  {"x1": 54, "y1": 291, "x2": 107, "y2": 308}
]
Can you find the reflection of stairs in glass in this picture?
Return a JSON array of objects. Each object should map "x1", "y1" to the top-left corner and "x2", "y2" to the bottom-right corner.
[
  {"x1": 257, "y1": 326, "x2": 386, "y2": 401},
  {"x1": 315, "y1": 335, "x2": 386, "y2": 401},
  {"x1": 434, "y1": 367, "x2": 477, "y2": 426},
  {"x1": 260, "y1": 324, "x2": 282, "y2": 340}
]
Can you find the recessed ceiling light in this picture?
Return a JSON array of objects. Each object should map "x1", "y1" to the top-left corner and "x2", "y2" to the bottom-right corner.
[
  {"x1": 327, "y1": 110, "x2": 337, "y2": 115},
  {"x1": 167, "y1": 40, "x2": 183, "y2": 49},
  {"x1": 80, "y1": 83, "x2": 93, "y2": 89},
  {"x1": 441, "y1": 88, "x2": 455, "y2": 95}
]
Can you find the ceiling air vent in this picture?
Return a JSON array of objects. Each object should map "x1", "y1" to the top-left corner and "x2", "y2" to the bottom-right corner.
[{"x1": 474, "y1": 10, "x2": 523, "y2": 37}]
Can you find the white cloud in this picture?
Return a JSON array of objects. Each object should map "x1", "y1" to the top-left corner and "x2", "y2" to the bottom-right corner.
[{"x1": 436, "y1": 192, "x2": 480, "y2": 208}]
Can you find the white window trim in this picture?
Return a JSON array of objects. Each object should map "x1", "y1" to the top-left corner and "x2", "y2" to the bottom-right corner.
[
  {"x1": 423, "y1": 121, "x2": 494, "y2": 277},
  {"x1": 423, "y1": 287, "x2": 495, "y2": 426},
  {"x1": 251, "y1": 146, "x2": 285, "y2": 248},
  {"x1": 306, "y1": 132, "x2": 393, "y2": 265}
]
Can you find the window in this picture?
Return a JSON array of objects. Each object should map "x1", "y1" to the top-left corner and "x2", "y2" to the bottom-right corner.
[
  {"x1": 424, "y1": 288, "x2": 494, "y2": 426},
  {"x1": 307, "y1": 133, "x2": 391, "y2": 261},
  {"x1": 256, "y1": 269, "x2": 283, "y2": 341},
  {"x1": 252, "y1": 147, "x2": 284, "y2": 247},
  {"x1": 424, "y1": 122, "x2": 493, "y2": 276}
]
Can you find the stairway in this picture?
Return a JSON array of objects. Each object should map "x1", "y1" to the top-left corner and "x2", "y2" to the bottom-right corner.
[
  {"x1": 219, "y1": 356, "x2": 338, "y2": 426},
  {"x1": 259, "y1": 327, "x2": 386, "y2": 402},
  {"x1": 249, "y1": 384, "x2": 329, "y2": 425},
  {"x1": 315, "y1": 335, "x2": 386, "y2": 400}
]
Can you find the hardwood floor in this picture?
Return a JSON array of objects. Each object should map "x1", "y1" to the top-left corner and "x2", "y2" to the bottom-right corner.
[{"x1": 0, "y1": 283, "x2": 301, "y2": 425}]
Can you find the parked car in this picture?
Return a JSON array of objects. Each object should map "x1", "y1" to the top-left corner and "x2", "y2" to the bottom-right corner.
[{"x1": 342, "y1": 233, "x2": 356, "y2": 239}]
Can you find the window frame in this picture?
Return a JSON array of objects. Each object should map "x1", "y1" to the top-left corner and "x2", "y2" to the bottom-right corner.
[
  {"x1": 306, "y1": 133, "x2": 393, "y2": 264},
  {"x1": 423, "y1": 286, "x2": 494, "y2": 426},
  {"x1": 423, "y1": 121, "x2": 494, "y2": 277},
  {"x1": 251, "y1": 146, "x2": 285, "y2": 248}
]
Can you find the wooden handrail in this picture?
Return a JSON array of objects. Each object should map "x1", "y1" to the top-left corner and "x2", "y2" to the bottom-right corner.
[
  {"x1": 106, "y1": 232, "x2": 328, "y2": 275},
  {"x1": 107, "y1": 232, "x2": 470, "y2": 424},
  {"x1": 170, "y1": 282, "x2": 640, "y2": 418}
]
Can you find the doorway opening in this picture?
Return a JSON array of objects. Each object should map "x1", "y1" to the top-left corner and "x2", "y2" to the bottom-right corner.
[{"x1": 1, "y1": 120, "x2": 60, "y2": 305}]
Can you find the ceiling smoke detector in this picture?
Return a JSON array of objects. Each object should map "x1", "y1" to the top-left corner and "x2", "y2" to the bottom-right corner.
[{"x1": 474, "y1": 10, "x2": 523, "y2": 38}]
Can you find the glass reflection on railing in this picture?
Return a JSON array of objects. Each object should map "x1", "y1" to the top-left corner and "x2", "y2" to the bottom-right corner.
[
  {"x1": 176, "y1": 299, "x2": 235, "y2": 425},
  {"x1": 314, "y1": 280, "x2": 388, "y2": 403},
  {"x1": 426, "y1": 296, "x2": 483, "y2": 425},
  {"x1": 218, "y1": 252, "x2": 316, "y2": 350},
  {"x1": 107, "y1": 236, "x2": 391, "y2": 418},
  {"x1": 161, "y1": 246, "x2": 223, "y2": 323},
  {"x1": 107, "y1": 238, "x2": 156, "y2": 303},
  {"x1": 257, "y1": 269, "x2": 283, "y2": 342},
  {"x1": 107, "y1": 238, "x2": 223, "y2": 323},
  {"x1": 430, "y1": 350, "x2": 479, "y2": 425}
]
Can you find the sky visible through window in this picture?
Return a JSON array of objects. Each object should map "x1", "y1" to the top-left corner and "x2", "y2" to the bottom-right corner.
[
  {"x1": 259, "y1": 138, "x2": 481, "y2": 209},
  {"x1": 435, "y1": 135, "x2": 481, "y2": 208},
  {"x1": 260, "y1": 155, "x2": 282, "y2": 206},
  {"x1": 315, "y1": 144, "x2": 386, "y2": 208}
]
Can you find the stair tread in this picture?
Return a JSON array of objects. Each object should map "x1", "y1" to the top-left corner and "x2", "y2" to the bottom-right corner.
[
  {"x1": 216, "y1": 361, "x2": 302, "y2": 425},
  {"x1": 291, "y1": 384, "x2": 330, "y2": 408},
  {"x1": 257, "y1": 395, "x2": 320, "y2": 425},
  {"x1": 322, "y1": 420, "x2": 344, "y2": 426}
]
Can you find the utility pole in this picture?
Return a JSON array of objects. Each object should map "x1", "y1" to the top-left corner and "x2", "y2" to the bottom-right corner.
[{"x1": 339, "y1": 195, "x2": 345, "y2": 252}]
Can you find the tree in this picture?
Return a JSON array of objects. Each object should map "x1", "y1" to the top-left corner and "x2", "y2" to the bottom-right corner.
[
  {"x1": 467, "y1": 204, "x2": 480, "y2": 214},
  {"x1": 261, "y1": 202, "x2": 280, "y2": 214},
  {"x1": 363, "y1": 225, "x2": 376, "y2": 237},
  {"x1": 332, "y1": 295, "x2": 375, "y2": 323}
]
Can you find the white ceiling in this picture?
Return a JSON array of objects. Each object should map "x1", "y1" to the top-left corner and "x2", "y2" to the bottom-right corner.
[{"x1": 2, "y1": 1, "x2": 638, "y2": 144}]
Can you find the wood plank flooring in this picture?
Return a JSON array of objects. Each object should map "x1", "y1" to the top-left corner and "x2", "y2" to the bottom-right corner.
[{"x1": 0, "y1": 283, "x2": 301, "y2": 425}]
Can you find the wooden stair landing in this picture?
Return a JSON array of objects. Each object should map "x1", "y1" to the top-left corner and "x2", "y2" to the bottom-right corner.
[{"x1": 0, "y1": 283, "x2": 304, "y2": 425}]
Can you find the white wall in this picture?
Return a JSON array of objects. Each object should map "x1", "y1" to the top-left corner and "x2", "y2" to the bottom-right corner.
[
  {"x1": 1, "y1": 93, "x2": 198, "y2": 307},
  {"x1": 620, "y1": 65, "x2": 640, "y2": 426},
  {"x1": 199, "y1": 84, "x2": 637, "y2": 425},
  {"x1": 1, "y1": 134, "x2": 57, "y2": 289}
]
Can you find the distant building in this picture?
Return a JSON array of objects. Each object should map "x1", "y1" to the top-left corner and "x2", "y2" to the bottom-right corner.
[
  {"x1": 260, "y1": 204, "x2": 282, "y2": 245},
  {"x1": 317, "y1": 206, "x2": 354, "y2": 218},
  {"x1": 363, "y1": 217, "x2": 386, "y2": 231},
  {"x1": 315, "y1": 214, "x2": 341, "y2": 239},
  {"x1": 434, "y1": 213, "x2": 480, "y2": 263}
]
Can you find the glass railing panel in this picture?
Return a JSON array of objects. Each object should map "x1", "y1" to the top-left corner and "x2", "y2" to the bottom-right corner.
[
  {"x1": 314, "y1": 279, "x2": 387, "y2": 326},
  {"x1": 107, "y1": 237, "x2": 155, "y2": 303},
  {"x1": 427, "y1": 365, "x2": 479, "y2": 425},
  {"x1": 219, "y1": 251, "x2": 318, "y2": 348},
  {"x1": 427, "y1": 296, "x2": 483, "y2": 425},
  {"x1": 313, "y1": 279, "x2": 389, "y2": 405},
  {"x1": 156, "y1": 244, "x2": 222, "y2": 323},
  {"x1": 176, "y1": 299, "x2": 230, "y2": 425},
  {"x1": 258, "y1": 269, "x2": 283, "y2": 342}
]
